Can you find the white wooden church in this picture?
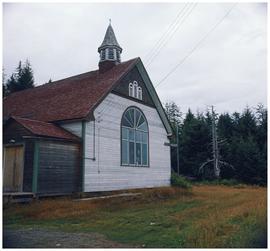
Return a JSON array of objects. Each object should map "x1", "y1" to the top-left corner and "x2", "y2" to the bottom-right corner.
[{"x1": 3, "y1": 23, "x2": 173, "y2": 195}]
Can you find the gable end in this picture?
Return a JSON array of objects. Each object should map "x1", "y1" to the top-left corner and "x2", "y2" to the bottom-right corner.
[{"x1": 112, "y1": 66, "x2": 155, "y2": 107}]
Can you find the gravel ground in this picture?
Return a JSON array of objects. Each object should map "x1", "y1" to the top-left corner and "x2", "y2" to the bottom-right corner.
[{"x1": 3, "y1": 227, "x2": 132, "y2": 248}]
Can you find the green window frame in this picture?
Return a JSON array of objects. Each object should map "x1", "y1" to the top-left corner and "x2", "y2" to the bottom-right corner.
[{"x1": 121, "y1": 107, "x2": 149, "y2": 167}]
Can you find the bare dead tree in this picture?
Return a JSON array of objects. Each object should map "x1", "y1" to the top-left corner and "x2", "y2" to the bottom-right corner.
[{"x1": 199, "y1": 106, "x2": 234, "y2": 178}]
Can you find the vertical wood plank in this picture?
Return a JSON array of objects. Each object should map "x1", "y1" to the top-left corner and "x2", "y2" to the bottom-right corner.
[
  {"x1": 81, "y1": 121, "x2": 86, "y2": 192},
  {"x1": 3, "y1": 146, "x2": 24, "y2": 192},
  {"x1": 32, "y1": 141, "x2": 39, "y2": 193}
]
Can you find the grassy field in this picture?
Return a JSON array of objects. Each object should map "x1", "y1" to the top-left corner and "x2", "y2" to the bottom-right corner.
[{"x1": 3, "y1": 185, "x2": 267, "y2": 248}]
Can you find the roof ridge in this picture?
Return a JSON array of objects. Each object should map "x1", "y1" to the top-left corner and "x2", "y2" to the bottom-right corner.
[
  {"x1": 10, "y1": 116, "x2": 80, "y2": 140},
  {"x1": 4, "y1": 57, "x2": 140, "y2": 122},
  {"x1": 11, "y1": 116, "x2": 50, "y2": 124},
  {"x1": 6, "y1": 58, "x2": 139, "y2": 98}
]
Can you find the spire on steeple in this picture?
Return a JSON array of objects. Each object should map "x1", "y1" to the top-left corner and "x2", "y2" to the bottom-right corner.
[{"x1": 98, "y1": 22, "x2": 122, "y2": 72}]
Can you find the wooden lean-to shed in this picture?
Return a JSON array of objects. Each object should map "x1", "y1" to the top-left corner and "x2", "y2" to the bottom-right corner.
[{"x1": 3, "y1": 117, "x2": 81, "y2": 195}]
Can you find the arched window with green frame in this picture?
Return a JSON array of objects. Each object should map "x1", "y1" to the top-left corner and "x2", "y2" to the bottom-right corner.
[{"x1": 121, "y1": 107, "x2": 149, "y2": 167}]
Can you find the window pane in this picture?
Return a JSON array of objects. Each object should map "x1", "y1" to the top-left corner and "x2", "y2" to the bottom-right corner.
[
  {"x1": 128, "y1": 129, "x2": 134, "y2": 141},
  {"x1": 108, "y1": 48, "x2": 114, "y2": 59},
  {"x1": 129, "y1": 85, "x2": 133, "y2": 96},
  {"x1": 129, "y1": 142, "x2": 135, "y2": 164},
  {"x1": 142, "y1": 144, "x2": 148, "y2": 165},
  {"x1": 138, "y1": 121, "x2": 148, "y2": 131},
  {"x1": 142, "y1": 132, "x2": 148, "y2": 143},
  {"x1": 122, "y1": 116, "x2": 132, "y2": 127},
  {"x1": 122, "y1": 127, "x2": 128, "y2": 140},
  {"x1": 122, "y1": 140, "x2": 128, "y2": 164},
  {"x1": 134, "y1": 85, "x2": 138, "y2": 98},
  {"x1": 135, "y1": 110, "x2": 141, "y2": 126},
  {"x1": 137, "y1": 115, "x2": 145, "y2": 128},
  {"x1": 136, "y1": 143, "x2": 142, "y2": 165},
  {"x1": 101, "y1": 50, "x2": 105, "y2": 60},
  {"x1": 135, "y1": 131, "x2": 142, "y2": 142},
  {"x1": 126, "y1": 109, "x2": 135, "y2": 127}
]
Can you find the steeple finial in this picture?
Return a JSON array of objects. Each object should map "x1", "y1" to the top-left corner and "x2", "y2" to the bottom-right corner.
[{"x1": 109, "y1": 18, "x2": 111, "y2": 25}]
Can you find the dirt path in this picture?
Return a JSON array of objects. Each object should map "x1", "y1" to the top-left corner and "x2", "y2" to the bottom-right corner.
[{"x1": 3, "y1": 227, "x2": 132, "y2": 248}]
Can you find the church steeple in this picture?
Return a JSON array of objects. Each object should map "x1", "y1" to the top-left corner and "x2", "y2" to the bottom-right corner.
[{"x1": 98, "y1": 21, "x2": 122, "y2": 72}]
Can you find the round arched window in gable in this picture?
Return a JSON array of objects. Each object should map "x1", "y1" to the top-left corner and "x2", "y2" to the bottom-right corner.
[{"x1": 121, "y1": 107, "x2": 148, "y2": 167}]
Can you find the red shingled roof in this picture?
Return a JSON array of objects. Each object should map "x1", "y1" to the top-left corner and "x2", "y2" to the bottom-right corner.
[
  {"x1": 4, "y1": 58, "x2": 139, "y2": 122},
  {"x1": 11, "y1": 116, "x2": 80, "y2": 141}
]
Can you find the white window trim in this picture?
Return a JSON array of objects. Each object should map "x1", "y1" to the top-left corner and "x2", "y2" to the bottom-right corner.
[
  {"x1": 129, "y1": 83, "x2": 133, "y2": 96},
  {"x1": 128, "y1": 81, "x2": 143, "y2": 100}
]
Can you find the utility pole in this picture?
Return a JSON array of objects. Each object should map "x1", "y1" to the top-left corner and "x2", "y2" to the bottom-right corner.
[{"x1": 176, "y1": 122, "x2": 180, "y2": 175}]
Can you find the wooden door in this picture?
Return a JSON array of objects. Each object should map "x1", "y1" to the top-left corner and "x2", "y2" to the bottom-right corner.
[{"x1": 3, "y1": 146, "x2": 24, "y2": 192}]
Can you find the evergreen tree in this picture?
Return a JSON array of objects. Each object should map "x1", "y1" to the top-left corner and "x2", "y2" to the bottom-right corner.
[
  {"x1": 237, "y1": 107, "x2": 257, "y2": 138},
  {"x1": 164, "y1": 101, "x2": 182, "y2": 126},
  {"x1": 6, "y1": 74, "x2": 18, "y2": 94},
  {"x1": 2, "y1": 68, "x2": 8, "y2": 97},
  {"x1": 18, "y1": 60, "x2": 34, "y2": 89},
  {"x1": 179, "y1": 109, "x2": 211, "y2": 177},
  {"x1": 164, "y1": 101, "x2": 182, "y2": 172},
  {"x1": 6, "y1": 60, "x2": 35, "y2": 94},
  {"x1": 217, "y1": 113, "x2": 235, "y2": 179},
  {"x1": 217, "y1": 107, "x2": 266, "y2": 185},
  {"x1": 255, "y1": 104, "x2": 267, "y2": 185},
  {"x1": 167, "y1": 104, "x2": 267, "y2": 185}
]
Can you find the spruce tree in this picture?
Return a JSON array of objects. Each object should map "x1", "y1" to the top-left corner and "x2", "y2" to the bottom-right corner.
[
  {"x1": 217, "y1": 113, "x2": 235, "y2": 179},
  {"x1": 6, "y1": 60, "x2": 35, "y2": 94},
  {"x1": 164, "y1": 101, "x2": 182, "y2": 172},
  {"x1": 18, "y1": 60, "x2": 34, "y2": 89},
  {"x1": 179, "y1": 109, "x2": 211, "y2": 177},
  {"x1": 2, "y1": 68, "x2": 8, "y2": 97}
]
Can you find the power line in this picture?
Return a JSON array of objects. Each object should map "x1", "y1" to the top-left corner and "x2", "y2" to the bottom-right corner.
[
  {"x1": 96, "y1": 3, "x2": 235, "y2": 123},
  {"x1": 144, "y1": 3, "x2": 190, "y2": 63},
  {"x1": 98, "y1": 5, "x2": 196, "y2": 118},
  {"x1": 146, "y1": 3, "x2": 198, "y2": 67},
  {"x1": 155, "y1": 3, "x2": 237, "y2": 88}
]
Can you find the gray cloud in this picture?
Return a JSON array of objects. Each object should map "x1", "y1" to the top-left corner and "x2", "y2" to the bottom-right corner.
[{"x1": 3, "y1": 3, "x2": 267, "y2": 114}]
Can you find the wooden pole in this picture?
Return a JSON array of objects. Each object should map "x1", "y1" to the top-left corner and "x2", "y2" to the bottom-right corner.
[
  {"x1": 176, "y1": 123, "x2": 180, "y2": 175},
  {"x1": 212, "y1": 106, "x2": 220, "y2": 178}
]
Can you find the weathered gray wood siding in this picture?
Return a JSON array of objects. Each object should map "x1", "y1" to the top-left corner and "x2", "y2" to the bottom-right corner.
[
  {"x1": 84, "y1": 93, "x2": 171, "y2": 192},
  {"x1": 37, "y1": 141, "x2": 81, "y2": 194},
  {"x1": 112, "y1": 66, "x2": 155, "y2": 107},
  {"x1": 3, "y1": 121, "x2": 34, "y2": 192},
  {"x1": 3, "y1": 120, "x2": 31, "y2": 143},
  {"x1": 60, "y1": 122, "x2": 82, "y2": 137},
  {"x1": 23, "y1": 139, "x2": 35, "y2": 192}
]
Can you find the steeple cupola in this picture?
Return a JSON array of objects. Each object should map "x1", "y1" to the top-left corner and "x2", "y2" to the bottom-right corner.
[{"x1": 98, "y1": 22, "x2": 122, "y2": 72}]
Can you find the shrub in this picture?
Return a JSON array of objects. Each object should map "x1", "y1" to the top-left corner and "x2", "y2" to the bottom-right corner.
[
  {"x1": 218, "y1": 179, "x2": 239, "y2": 186},
  {"x1": 195, "y1": 178, "x2": 241, "y2": 187},
  {"x1": 171, "y1": 173, "x2": 192, "y2": 189}
]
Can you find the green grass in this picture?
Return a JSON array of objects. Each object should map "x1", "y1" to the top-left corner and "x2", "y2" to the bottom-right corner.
[
  {"x1": 4, "y1": 185, "x2": 267, "y2": 248},
  {"x1": 171, "y1": 173, "x2": 192, "y2": 189}
]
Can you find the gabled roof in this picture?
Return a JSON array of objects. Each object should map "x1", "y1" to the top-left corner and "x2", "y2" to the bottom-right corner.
[
  {"x1": 4, "y1": 58, "x2": 138, "y2": 123},
  {"x1": 3, "y1": 57, "x2": 173, "y2": 136},
  {"x1": 10, "y1": 117, "x2": 80, "y2": 141}
]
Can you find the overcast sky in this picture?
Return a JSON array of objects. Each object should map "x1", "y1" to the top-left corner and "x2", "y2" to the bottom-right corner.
[{"x1": 3, "y1": 2, "x2": 267, "y2": 115}]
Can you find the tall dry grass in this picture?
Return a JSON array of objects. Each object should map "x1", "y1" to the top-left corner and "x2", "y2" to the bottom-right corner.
[
  {"x1": 5, "y1": 186, "x2": 192, "y2": 220},
  {"x1": 180, "y1": 185, "x2": 267, "y2": 247},
  {"x1": 4, "y1": 185, "x2": 267, "y2": 248}
]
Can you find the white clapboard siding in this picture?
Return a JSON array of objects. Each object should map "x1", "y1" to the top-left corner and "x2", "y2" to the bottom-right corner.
[
  {"x1": 60, "y1": 121, "x2": 82, "y2": 137},
  {"x1": 84, "y1": 93, "x2": 171, "y2": 192}
]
